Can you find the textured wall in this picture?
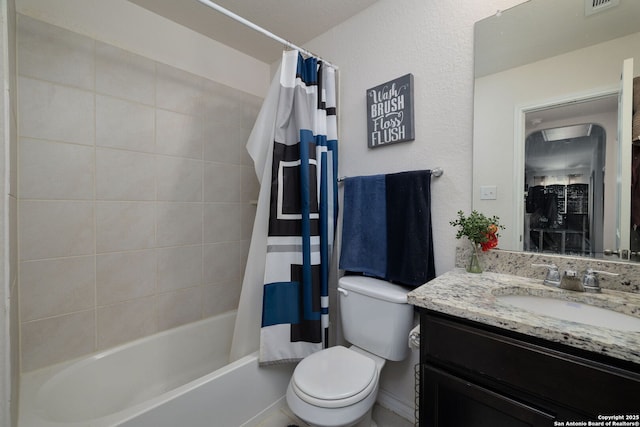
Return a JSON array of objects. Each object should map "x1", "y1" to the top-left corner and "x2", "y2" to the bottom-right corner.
[{"x1": 303, "y1": 0, "x2": 527, "y2": 417}]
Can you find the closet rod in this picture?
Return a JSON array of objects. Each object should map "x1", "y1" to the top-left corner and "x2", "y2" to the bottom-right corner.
[{"x1": 195, "y1": 0, "x2": 339, "y2": 70}]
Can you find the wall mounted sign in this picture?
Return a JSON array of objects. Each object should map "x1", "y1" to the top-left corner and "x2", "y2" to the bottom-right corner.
[{"x1": 366, "y1": 73, "x2": 415, "y2": 148}]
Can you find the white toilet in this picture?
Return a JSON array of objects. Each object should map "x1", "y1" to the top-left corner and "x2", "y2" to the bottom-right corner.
[{"x1": 286, "y1": 275, "x2": 415, "y2": 427}]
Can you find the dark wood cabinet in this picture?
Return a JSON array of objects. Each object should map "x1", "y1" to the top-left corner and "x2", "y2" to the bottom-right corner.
[
  {"x1": 422, "y1": 364, "x2": 555, "y2": 426},
  {"x1": 419, "y1": 310, "x2": 640, "y2": 426}
]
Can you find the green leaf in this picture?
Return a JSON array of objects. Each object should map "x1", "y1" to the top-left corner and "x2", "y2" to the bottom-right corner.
[{"x1": 449, "y1": 210, "x2": 504, "y2": 245}]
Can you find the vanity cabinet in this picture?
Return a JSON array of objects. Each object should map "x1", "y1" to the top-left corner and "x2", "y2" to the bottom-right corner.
[{"x1": 419, "y1": 309, "x2": 640, "y2": 426}]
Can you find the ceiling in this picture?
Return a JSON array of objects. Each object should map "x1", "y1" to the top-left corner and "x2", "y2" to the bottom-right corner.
[
  {"x1": 128, "y1": 0, "x2": 379, "y2": 64},
  {"x1": 525, "y1": 95, "x2": 617, "y2": 173}
]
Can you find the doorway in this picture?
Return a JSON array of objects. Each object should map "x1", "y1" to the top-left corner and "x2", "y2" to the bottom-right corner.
[{"x1": 521, "y1": 94, "x2": 618, "y2": 257}]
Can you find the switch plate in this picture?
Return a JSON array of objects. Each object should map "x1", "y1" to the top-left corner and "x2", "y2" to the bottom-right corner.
[{"x1": 480, "y1": 185, "x2": 497, "y2": 200}]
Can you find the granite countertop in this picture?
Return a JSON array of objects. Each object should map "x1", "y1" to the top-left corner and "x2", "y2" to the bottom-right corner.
[{"x1": 407, "y1": 269, "x2": 640, "y2": 365}]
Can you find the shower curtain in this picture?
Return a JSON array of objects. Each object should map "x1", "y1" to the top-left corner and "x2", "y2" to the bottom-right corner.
[{"x1": 230, "y1": 50, "x2": 338, "y2": 365}]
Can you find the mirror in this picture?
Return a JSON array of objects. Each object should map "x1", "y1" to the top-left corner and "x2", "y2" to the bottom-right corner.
[
  {"x1": 524, "y1": 123, "x2": 606, "y2": 256},
  {"x1": 472, "y1": 0, "x2": 640, "y2": 260}
]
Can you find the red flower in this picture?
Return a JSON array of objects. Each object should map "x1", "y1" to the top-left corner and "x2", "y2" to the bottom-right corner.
[{"x1": 480, "y1": 231, "x2": 498, "y2": 251}]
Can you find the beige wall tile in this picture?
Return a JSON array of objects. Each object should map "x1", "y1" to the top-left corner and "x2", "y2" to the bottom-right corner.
[
  {"x1": 156, "y1": 202, "x2": 203, "y2": 247},
  {"x1": 241, "y1": 164, "x2": 260, "y2": 202},
  {"x1": 202, "y1": 117, "x2": 242, "y2": 163},
  {"x1": 156, "y1": 63, "x2": 204, "y2": 115},
  {"x1": 16, "y1": 16, "x2": 259, "y2": 370},
  {"x1": 156, "y1": 156, "x2": 203, "y2": 202},
  {"x1": 204, "y1": 203, "x2": 242, "y2": 243},
  {"x1": 238, "y1": 126, "x2": 253, "y2": 166},
  {"x1": 19, "y1": 200, "x2": 94, "y2": 260},
  {"x1": 96, "y1": 94, "x2": 155, "y2": 152},
  {"x1": 9, "y1": 197, "x2": 17, "y2": 284},
  {"x1": 96, "y1": 148, "x2": 156, "y2": 201},
  {"x1": 157, "y1": 245, "x2": 203, "y2": 293},
  {"x1": 157, "y1": 287, "x2": 202, "y2": 331},
  {"x1": 96, "y1": 250, "x2": 157, "y2": 306},
  {"x1": 203, "y1": 162, "x2": 241, "y2": 202},
  {"x1": 21, "y1": 310, "x2": 95, "y2": 372},
  {"x1": 20, "y1": 256, "x2": 95, "y2": 322},
  {"x1": 95, "y1": 42, "x2": 155, "y2": 105},
  {"x1": 155, "y1": 109, "x2": 202, "y2": 159},
  {"x1": 96, "y1": 202, "x2": 156, "y2": 253},
  {"x1": 241, "y1": 239, "x2": 250, "y2": 281},
  {"x1": 202, "y1": 280, "x2": 241, "y2": 318},
  {"x1": 241, "y1": 203, "x2": 257, "y2": 240},
  {"x1": 97, "y1": 297, "x2": 157, "y2": 349},
  {"x1": 18, "y1": 77, "x2": 94, "y2": 145},
  {"x1": 17, "y1": 14, "x2": 94, "y2": 90},
  {"x1": 19, "y1": 138, "x2": 94, "y2": 200},
  {"x1": 238, "y1": 95, "x2": 260, "y2": 167},
  {"x1": 239, "y1": 94, "x2": 262, "y2": 131},
  {"x1": 203, "y1": 242, "x2": 241, "y2": 285},
  {"x1": 201, "y1": 79, "x2": 241, "y2": 121}
]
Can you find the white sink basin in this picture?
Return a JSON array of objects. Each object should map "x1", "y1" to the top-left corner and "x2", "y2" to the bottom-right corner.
[{"x1": 497, "y1": 295, "x2": 640, "y2": 332}]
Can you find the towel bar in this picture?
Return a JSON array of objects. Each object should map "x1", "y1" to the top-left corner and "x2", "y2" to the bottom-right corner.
[{"x1": 337, "y1": 167, "x2": 443, "y2": 182}]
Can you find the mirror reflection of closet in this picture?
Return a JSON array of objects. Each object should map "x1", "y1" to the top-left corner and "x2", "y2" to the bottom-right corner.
[
  {"x1": 523, "y1": 96, "x2": 616, "y2": 257},
  {"x1": 525, "y1": 124, "x2": 605, "y2": 256}
]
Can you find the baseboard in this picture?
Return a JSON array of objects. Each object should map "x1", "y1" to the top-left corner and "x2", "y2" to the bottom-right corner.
[{"x1": 376, "y1": 389, "x2": 415, "y2": 423}]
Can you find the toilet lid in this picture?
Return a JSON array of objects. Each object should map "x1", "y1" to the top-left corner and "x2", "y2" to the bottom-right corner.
[{"x1": 292, "y1": 346, "x2": 377, "y2": 408}]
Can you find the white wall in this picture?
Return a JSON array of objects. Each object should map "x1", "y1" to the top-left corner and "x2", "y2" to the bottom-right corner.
[
  {"x1": 303, "y1": 0, "x2": 526, "y2": 418},
  {"x1": 474, "y1": 32, "x2": 640, "y2": 250}
]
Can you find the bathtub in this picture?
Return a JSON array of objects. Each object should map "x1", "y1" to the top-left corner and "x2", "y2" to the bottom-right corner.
[{"x1": 19, "y1": 311, "x2": 295, "y2": 427}]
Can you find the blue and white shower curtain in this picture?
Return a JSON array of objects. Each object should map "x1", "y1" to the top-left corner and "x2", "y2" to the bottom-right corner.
[{"x1": 238, "y1": 50, "x2": 338, "y2": 364}]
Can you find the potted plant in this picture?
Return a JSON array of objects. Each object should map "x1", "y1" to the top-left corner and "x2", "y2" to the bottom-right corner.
[{"x1": 450, "y1": 210, "x2": 504, "y2": 273}]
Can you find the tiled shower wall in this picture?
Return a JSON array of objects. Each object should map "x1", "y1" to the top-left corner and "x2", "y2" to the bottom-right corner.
[{"x1": 17, "y1": 15, "x2": 261, "y2": 372}]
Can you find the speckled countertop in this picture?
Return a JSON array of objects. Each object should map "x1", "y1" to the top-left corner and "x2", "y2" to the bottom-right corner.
[{"x1": 408, "y1": 269, "x2": 640, "y2": 365}]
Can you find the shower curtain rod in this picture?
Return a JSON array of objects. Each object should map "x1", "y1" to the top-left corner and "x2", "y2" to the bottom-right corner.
[{"x1": 195, "y1": 0, "x2": 339, "y2": 70}]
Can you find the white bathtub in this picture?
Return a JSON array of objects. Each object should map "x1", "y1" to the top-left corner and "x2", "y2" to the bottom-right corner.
[{"x1": 19, "y1": 311, "x2": 294, "y2": 427}]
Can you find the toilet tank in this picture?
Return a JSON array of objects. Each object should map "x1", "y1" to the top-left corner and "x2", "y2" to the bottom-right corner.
[{"x1": 338, "y1": 276, "x2": 415, "y2": 361}]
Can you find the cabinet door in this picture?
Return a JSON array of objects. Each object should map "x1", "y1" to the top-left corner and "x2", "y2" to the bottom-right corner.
[{"x1": 422, "y1": 365, "x2": 555, "y2": 427}]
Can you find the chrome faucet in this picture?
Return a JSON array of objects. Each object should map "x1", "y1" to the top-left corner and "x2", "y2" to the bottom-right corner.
[
  {"x1": 559, "y1": 269, "x2": 620, "y2": 293},
  {"x1": 532, "y1": 264, "x2": 619, "y2": 293},
  {"x1": 532, "y1": 264, "x2": 560, "y2": 287},
  {"x1": 581, "y1": 269, "x2": 619, "y2": 293}
]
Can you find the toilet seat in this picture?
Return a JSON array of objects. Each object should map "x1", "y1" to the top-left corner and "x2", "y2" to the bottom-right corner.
[{"x1": 291, "y1": 346, "x2": 378, "y2": 408}]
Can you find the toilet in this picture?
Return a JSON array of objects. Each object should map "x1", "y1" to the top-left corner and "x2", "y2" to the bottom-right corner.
[{"x1": 286, "y1": 275, "x2": 415, "y2": 427}]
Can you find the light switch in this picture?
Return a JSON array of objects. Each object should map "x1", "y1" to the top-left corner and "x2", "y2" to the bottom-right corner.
[{"x1": 480, "y1": 185, "x2": 497, "y2": 200}]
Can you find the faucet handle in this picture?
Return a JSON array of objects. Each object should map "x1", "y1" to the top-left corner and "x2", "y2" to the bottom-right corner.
[
  {"x1": 531, "y1": 263, "x2": 560, "y2": 287},
  {"x1": 582, "y1": 269, "x2": 619, "y2": 293}
]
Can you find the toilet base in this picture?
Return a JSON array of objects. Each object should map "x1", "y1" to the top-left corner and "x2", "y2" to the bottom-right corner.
[
  {"x1": 303, "y1": 407, "x2": 376, "y2": 427},
  {"x1": 286, "y1": 380, "x2": 379, "y2": 427}
]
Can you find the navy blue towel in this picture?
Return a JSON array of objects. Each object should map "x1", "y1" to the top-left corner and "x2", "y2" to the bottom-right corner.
[
  {"x1": 339, "y1": 175, "x2": 387, "y2": 278},
  {"x1": 385, "y1": 170, "x2": 436, "y2": 287}
]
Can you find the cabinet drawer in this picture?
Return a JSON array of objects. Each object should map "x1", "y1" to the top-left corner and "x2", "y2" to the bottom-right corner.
[
  {"x1": 422, "y1": 312, "x2": 640, "y2": 416},
  {"x1": 423, "y1": 364, "x2": 556, "y2": 427}
]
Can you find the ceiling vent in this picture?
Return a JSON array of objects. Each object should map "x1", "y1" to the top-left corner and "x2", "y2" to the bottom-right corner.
[{"x1": 585, "y1": 0, "x2": 620, "y2": 16}]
